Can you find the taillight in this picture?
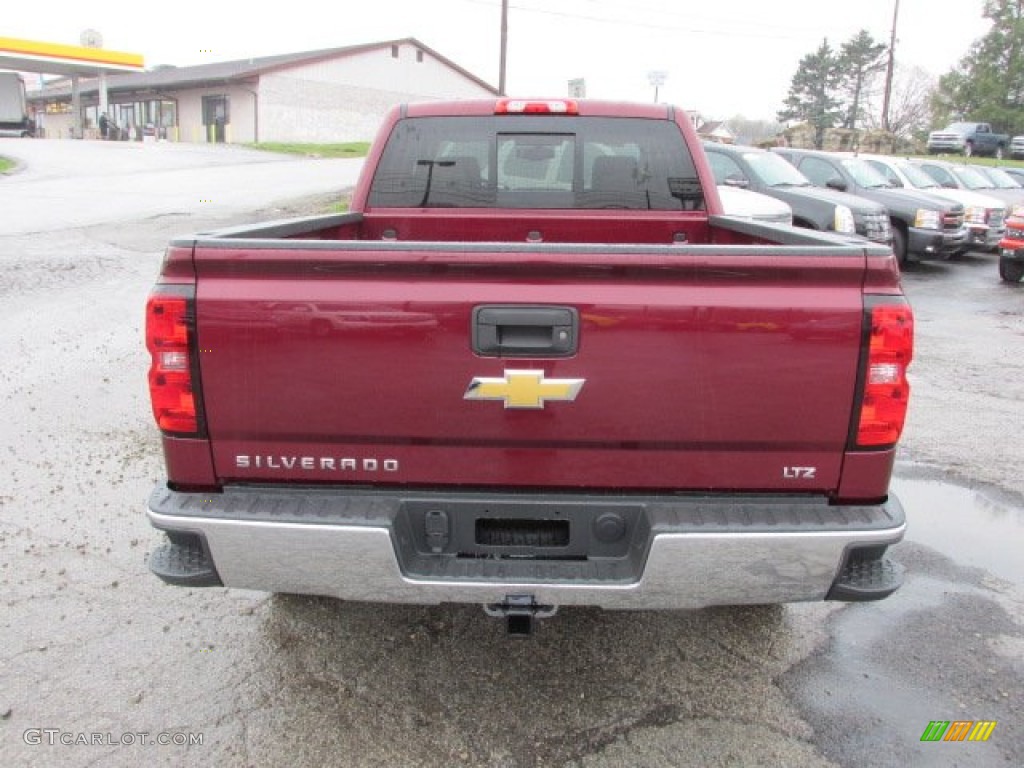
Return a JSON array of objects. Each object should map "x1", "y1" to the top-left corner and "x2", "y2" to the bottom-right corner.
[
  {"x1": 146, "y1": 288, "x2": 202, "y2": 435},
  {"x1": 495, "y1": 99, "x2": 578, "y2": 114},
  {"x1": 855, "y1": 301, "x2": 913, "y2": 448}
]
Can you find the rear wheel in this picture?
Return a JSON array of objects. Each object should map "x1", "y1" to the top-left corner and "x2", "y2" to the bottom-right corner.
[{"x1": 1000, "y1": 256, "x2": 1024, "y2": 282}]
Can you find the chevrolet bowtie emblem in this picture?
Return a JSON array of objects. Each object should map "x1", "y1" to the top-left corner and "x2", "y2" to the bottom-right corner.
[{"x1": 464, "y1": 370, "x2": 585, "y2": 409}]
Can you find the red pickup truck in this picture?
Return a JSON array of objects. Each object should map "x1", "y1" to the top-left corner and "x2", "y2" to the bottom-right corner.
[
  {"x1": 999, "y1": 214, "x2": 1024, "y2": 282},
  {"x1": 145, "y1": 99, "x2": 913, "y2": 634}
]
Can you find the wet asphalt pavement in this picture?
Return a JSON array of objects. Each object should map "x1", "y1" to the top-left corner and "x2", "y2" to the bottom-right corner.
[{"x1": 0, "y1": 139, "x2": 1021, "y2": 767}]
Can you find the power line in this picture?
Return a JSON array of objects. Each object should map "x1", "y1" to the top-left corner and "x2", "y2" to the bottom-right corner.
[
  {"x1": 459, "y1": 0, "x2": 811, "y2": 41},
  {"x1": 582, "y1": 0, "x2": 827, "y2": 35}
]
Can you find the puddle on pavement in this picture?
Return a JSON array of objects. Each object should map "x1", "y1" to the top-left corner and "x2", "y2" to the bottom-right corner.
[{"x1": 891, "y1": 474, "x2": 1024, "y2": 586}]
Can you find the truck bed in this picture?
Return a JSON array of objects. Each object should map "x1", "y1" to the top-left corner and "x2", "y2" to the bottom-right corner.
[{"x1": 171, "y1": 212, "x2": 897, "y2": 499}]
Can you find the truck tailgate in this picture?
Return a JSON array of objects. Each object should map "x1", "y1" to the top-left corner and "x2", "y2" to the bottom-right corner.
[{"x1": 194, "y1": 243, "x2": 867, "y2": 492}]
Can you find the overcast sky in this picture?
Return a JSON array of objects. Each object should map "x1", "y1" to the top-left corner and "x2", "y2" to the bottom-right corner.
[{"x1": 5, "y1": 0, "x2": 993, "y2": 120}]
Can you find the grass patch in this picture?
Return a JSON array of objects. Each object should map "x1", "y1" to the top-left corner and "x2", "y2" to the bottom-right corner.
[
  {"x1": 906, "y1": 153, "x2": 1024, "y2": 169},
  {"x1": 317, "y1": 195, "x2": 351, "y2": 214},
  {"x1": 247, "y1": 142, "x2": 370, "y2": 159},
  {"x1": 0, "y1": 156, "x2": 15, "y2": 174},
  {"x1": 961, "y1": 156, "x2": 1024, "y2": 169}
]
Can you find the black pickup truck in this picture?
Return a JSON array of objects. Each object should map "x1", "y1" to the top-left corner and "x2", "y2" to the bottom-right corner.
[{"x1": 773, "y1": 148, "x2": 966, "y2": 264}]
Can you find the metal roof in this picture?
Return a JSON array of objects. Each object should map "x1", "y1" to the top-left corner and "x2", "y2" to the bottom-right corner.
[{"x1": 26, "y1": 38, "x2": 497, "y2": 101}]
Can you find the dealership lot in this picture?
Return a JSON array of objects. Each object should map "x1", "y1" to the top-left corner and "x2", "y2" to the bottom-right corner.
[{"x1": 0, "y1": 139, "x2": 1020, "y2": 767}]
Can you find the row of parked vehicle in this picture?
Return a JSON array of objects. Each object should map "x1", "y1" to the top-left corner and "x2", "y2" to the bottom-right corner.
[{"x1": 707, "y1": 141, "x2": 1024, "y2": 283}]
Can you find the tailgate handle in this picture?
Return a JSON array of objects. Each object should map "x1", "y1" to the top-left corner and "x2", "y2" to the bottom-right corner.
[{"x1": 473, "y1": 306, "x2": 579, "y2": 357}]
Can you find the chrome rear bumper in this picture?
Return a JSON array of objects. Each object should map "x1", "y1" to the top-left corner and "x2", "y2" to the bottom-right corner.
[{"x1": 147, "y1": 484, "x2": 905, "y2": 610}]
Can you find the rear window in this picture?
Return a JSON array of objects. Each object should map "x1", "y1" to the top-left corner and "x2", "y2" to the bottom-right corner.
[{"x1": 367, "y1": 115, "x2": 703, "y2": 210}]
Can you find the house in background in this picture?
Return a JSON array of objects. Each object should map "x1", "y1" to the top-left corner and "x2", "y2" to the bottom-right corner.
[
  {"x1": 696, "y1": 120, "x2": 736, "y2": 144},
  {"x1": 27, "y1": 38, "x2": 497, "y2": 143},
  {"x1": 683, "y1": 110, "x2": 736, "y2": 145}
]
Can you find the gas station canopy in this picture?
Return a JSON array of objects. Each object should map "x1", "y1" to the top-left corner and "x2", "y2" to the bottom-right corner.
[{"x1": 0, "y1": 36, "x2": 143, "y2": 76}]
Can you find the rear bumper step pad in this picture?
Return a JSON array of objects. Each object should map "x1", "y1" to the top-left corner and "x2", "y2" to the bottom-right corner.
[
  {"x1": 148, "y1": 537, "x2": 222, "y2": 588},
  {"x1": 827, "y1": 556, "x2": 904, "y2": 602}
]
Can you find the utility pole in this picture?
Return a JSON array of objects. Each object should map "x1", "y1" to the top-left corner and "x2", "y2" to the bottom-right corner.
[
  {"x1": 499, "y1": 0, "x2": 508, "y2": 96},
  {"x1": 881, "y1": 0, "x2": 900, "y2": 133}
]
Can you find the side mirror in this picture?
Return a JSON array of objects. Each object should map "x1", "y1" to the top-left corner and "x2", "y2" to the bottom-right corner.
[
  {"x1": 723, "y1": 175, "x2": 749, "y2": 189},
  {"x1": 826, "y1": 177, "x2": 848, "y2": 192}
]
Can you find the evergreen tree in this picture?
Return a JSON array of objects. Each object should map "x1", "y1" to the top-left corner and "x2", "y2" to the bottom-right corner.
[
  {"x1": 839, "y1": 30, "x2": 888, "y2": 130},
  {"x1": 932, "y1": 0, "x2": 1024, "y2": 133},
  {"x1": 777, "y1": 40, "x2": 844, "y2": 148}
]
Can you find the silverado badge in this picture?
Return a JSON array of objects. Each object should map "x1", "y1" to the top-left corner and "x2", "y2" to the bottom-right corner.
[{"x1": 464, "y1": 370, "x2": 585, "y2": 409}]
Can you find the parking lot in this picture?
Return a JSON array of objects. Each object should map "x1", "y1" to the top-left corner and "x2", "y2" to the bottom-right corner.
[{"x1": 0, "y1": 139, "x2": 1021, "y2": 767}]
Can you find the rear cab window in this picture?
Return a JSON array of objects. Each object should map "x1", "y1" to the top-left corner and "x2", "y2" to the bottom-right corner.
[{"x1": 368, "y1": 115, "x2": 703, "y2": 211}]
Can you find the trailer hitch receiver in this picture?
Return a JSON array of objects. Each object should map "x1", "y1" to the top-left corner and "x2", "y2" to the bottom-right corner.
[{"x1": 483, "y1": 595, "x2": 557, "y2": 637}]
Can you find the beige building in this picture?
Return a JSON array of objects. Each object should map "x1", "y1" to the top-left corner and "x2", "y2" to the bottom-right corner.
[{"x1": 27, "y1": 38, "x2": 498, "y2": 143}]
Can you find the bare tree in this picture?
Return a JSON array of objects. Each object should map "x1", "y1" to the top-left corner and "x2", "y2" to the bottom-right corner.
[{"x1": 864, "y1": 64, "x2": 937, "y2": 139}]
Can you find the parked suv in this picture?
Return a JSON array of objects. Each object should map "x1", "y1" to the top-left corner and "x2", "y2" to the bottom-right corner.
[
  {"x1": 860, "y1": 153, "x2": 1006, "y2": 252},
  {"x1": 773, "y1": 148, "x2": 966, "y2": 263},
  {"x1": 703, "y1": 142, "x2": 891, "y2": 245}
]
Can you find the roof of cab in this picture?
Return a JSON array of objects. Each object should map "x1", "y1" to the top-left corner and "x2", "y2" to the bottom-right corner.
[{"x1": 403, "y1": 99, "x2": 676, "y2": 120}]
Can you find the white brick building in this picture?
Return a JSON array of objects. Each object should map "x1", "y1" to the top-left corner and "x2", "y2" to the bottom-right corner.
[{"x1": 28, "y1": 38, "x2": 498, "y2": 143}]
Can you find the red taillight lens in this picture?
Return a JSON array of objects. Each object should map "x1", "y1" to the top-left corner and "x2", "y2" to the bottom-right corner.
[
  {"x1": 146, "y1": 292, "x2": 198, "y2": 434},
  {"x1": 856, "y1": 303, "x2": 913, "y2": 447}
]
